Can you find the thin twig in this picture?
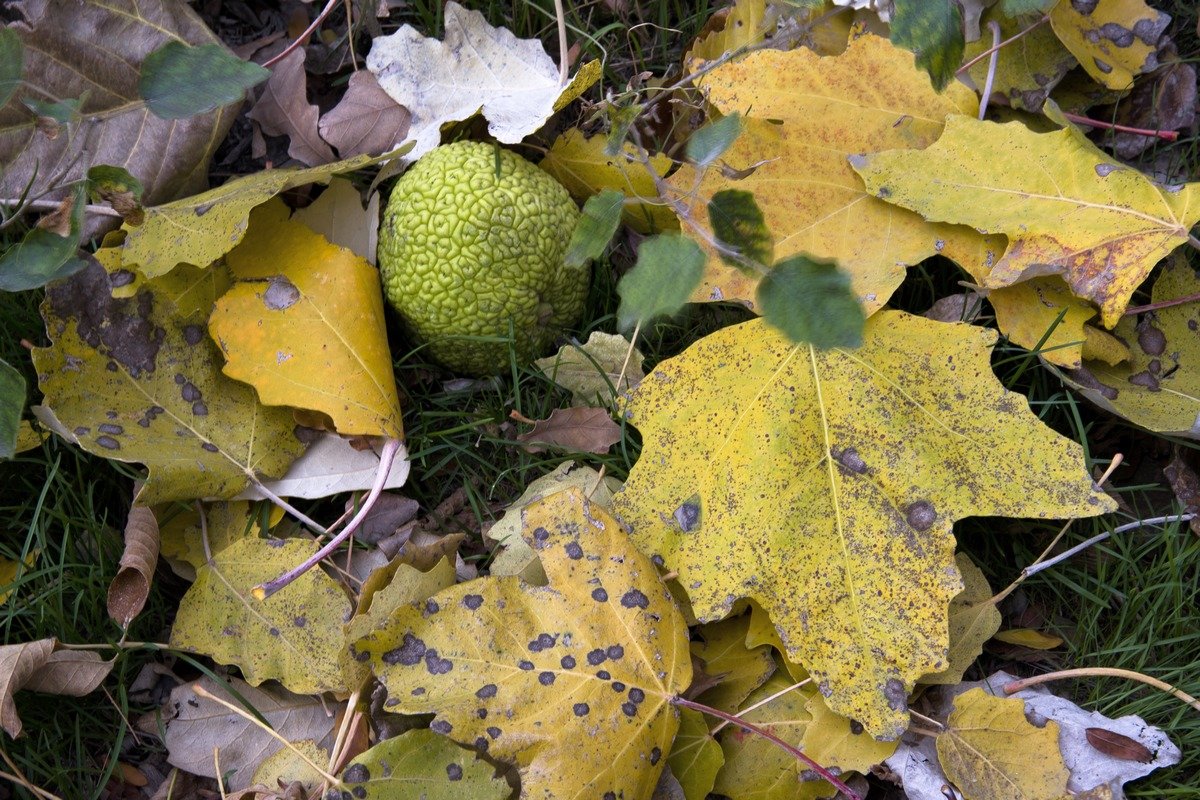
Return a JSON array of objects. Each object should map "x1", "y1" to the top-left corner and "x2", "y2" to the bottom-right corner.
[
  {"x1": 196, "y1": 500, "x2": 212, "y2": 563},
  {"x1": 254, "y1": 438, "x2": 402, "y2": 599},
  {"x1": 248, "y1": 478, "x2": 328, "y2": 536},
  {"x1": 1004, "y1": 668, "x2": 1200, "y2": 714},
  {"x1": 0, "y1": 198, "x2": 123, "y2": 219},
  {"x1": 672, "y1": 696, "x2": 860, "y2": 800},
  {"x1": 709, "y1": 677, "x2": 812, "y2": 735},
  {"x1": 978, "y1": 21, "x2": 1002, "y2": 121},
  {"x1": 957, "y1": 15, "x2": 1049, "y2": 75},
  {"x1": 1020, "y1": 513, "x2": 1194, "y2": 581},
  {"x1": 1062, "y1": 111, "x2": 1179, "y2": 141},
  {"x1": 616, "y1": 320, "x2": 642, "y2": 397},
  {"x1": 553, "y1": 0, "x2": 569, "y2": 86},
  {"x1": 263, "y1": 0, "x2": 341, "y2": 69},
  {"x1": 1124, "y1": 290, "x2": 1200, "y2": 316},
  {"x1": 0, "y1": 749, "x2": 62, "y2": 800},
  {"x1": 909, "y1": 709, "x2": 946, "y2": 732}
]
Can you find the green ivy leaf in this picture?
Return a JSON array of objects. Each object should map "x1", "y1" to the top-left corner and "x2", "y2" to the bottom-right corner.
[
  {"x1": 891, "y1": 0, "x2": 964, "y2": 92},
  {"x1": 707, "y1": 189, "x2": 773, "y2": 271},
  {"x1": 687, "y1": 112, "x2": 742, "y2": 168},
  {"x1": 566, "y1": 189, "x2": 625, "y2": 268},
  {"x1": 139, "y1": 42, "x2": 268, "y2": 120},
  {"x1": 757, "y1": 255, "x2": 865, "y2": 349},
  {"x1": 617, "y1": 233, "x2": 706, "y2": 331}
]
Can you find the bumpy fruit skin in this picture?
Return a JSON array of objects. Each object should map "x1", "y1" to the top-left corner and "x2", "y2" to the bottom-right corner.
[{"x1": 378, "y1": 141, "x2": 586, "y2": 375}]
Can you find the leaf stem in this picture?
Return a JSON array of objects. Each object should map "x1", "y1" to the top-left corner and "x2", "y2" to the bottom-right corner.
[
  {"x1": 1123, "y1": 290, "x2": 1200, "y2": 316},
  {"x1": 1003, "y1": 668, "x2": 1200, "y2": 714},
  {"x1": 671, "y1": 696, "x2": 861, "y2": 800},
  {"x1": 0, "y1": 198, "x2": 123, "y2": 219},
  {"x1": 1018, "y1": 512, "x2": 1194, "y2": 582},
  {"x1": 957, "y1": 15, "x2": 1049, "y2": 76},
  {"x1": 1061, "y1": 112, "x2": 1179, "y2": 141},
  {"x1": 254, "y1": 437, "x2": 402, "y2": 599},
  {"x1": 262, "y1": 0, "x2": 341, "y2": 69},
  {"x1": 709, "y1": 677, "x2": 811, "y2": 734},
  {"x1": 553, "y1": 0, "x2": 569, "y2": 86},
  {"x1": 978, "y1": 20, "x2": 1002, "y2": 121}
]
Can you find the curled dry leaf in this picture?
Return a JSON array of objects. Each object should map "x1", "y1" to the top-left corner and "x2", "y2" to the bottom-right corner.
[
  {"x1": 107, "y1": 504, "x2": 160, "y2": 628},
  {"x1": 516, "y1": 407, "x2": 622, "y2": 454},
  {"x1": 318, "y1": 70, "x2": 411, "y2": 159},
  {"x1": 1, "y1": 639, "x2": 113, "y2": 738},
  {"x1": 247, "y1": 49, "x2": 335, "y2": 167}
]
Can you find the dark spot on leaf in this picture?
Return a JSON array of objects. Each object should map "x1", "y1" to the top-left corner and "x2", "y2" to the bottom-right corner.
[
  {"x1": 1093, "y1": 22, "x2": 1134, "y2": 47},
  {"x1": 96, "y1": 436, "x2": 120, "y2": 450},
  {"x1": 174, "y1": 373, "x2": 185, "y2": 385},
  {"x1": 621, "y1": 589, "x2": 649, "y2": 609},
  {"x1": 612, "y1": 681, "x2": 626, "y2": 692},
  {"x1": 884, "y1": 678, "x2": 908, "y2": 711},
  {"x1": 474, "y1": 737, "x2": 489, "y2": 753},
  {"x1": 382, "y1": 633, "x2": 426, "y2": 665},
  {"x1": 650, "y1": 554, "x2": 664, "y2": 567},
  {"x1": 462, "y1": 594, "x2": 484, "y2": 610},
  {"x1": 1070, "y1": 0, "x2": 1097, "y2": 12},
  {"x1": 476, "y1": 683, "x2": 497, "y2": 699},
  {"x1": 628, "y1": 687, "x2": 645, "y2": 704},
  {"x1": 607, "y1": 645, "x2": 624, "y2": 660},
  {"x1": 182, "y1": 324, "x2": 204, "y2": 346},
  {"x1": 573, "y1": 702, "x2": 589, "y2": 716},
  {"x1": 905, "y1": 500, "x2": 936, "y2": 531},
  {"x1": 355, "y1": 650, "x2": 370, "y2": 663},
  {"x1": 109, "y1": 269, "x2": 135, "y2": 287},
  {"x1": 528, "y1": 633, "x2": 556, "y2": 652},
  {"x1": 477, "y1": 707, "x2": 487, "y2": 719},
  {"x1": 622, "y1": 702, "x2": 637, "y2": 717},
  {"x1": 446, "y1": 763, "x2": 463, "y2": 781},
  {"x1": 1137, "y1": 321, "x2": 1166, "y2": 356},
  {"x1": 181, "y1": 382, "x2": 200, "y2": 402},
  {"x1": 605, "y1": 793, "x2": 617, "y2": 800},
  {"x1": 849, "y1": 719, "x2": 865, "y2": 734},
  {"x1": 431, "y1": 719, "x2": 452, "y2": 734},
  {"x1": 597, "y1": 670, "x2": 611, "y2": 680},
  {"x1": 561, "y1": 655, "x2": 576, "y2": 669},
  {"x1": 650, "y1": 747, "x2": 661, "y2": 765},
  {"x1": 73, "y1": 426, "x2": 89, "y2": 436},
  {"x1": 294, "y1": 616, "x2": 306, "y2": 628},
  {"x1": 486, "y1": 726, "x2": 501, "y2": 739},
  {"x1": 1095, "y1": 163, "x2": 1120, "y2": 177},
  {"x1": 833, "y1": 445, "x2": 868, "y2": 474},
  {"x1": 592, "y1": 587, "x2": 608, "y2": 602},
  {"x1": 192, "y1": 401, "x2": 208, "y2": 416},
  {"x1": 411, "y1": 688, "x2": 424, "y2": 696},
  {"x1": 424, "y1": 599, "x2": 440, "y2": 616},
  {"x1": 425, "y1": 650, "x2": 453, "y2": 675},
  {"x1": 1068, "y1": 366, "x2": 1119, "y2": 399},
  {"x1": 263, "y1": 277, "x2": 301, "y2": 310},
  {"x1": 1093, "y1": 57, "x2": 1112, "y2": 74},
  {"x1": 673, "y1": 496, "x2": 701, "y2": 532},
  {"x1": 518, "y1": 660, "x2": 534, "y2": 671},
  {"x1": 587, "y1": 649, "x2": 607, "y2": 665},
  {"x1": 98, "y1": 423, "x2": 123, "y2": 435},
  {"x1": 564, "y1": 541, "x2": 584, "y2": 559},
  {"x1": 532, "y1": 526, "x2": 550, "y2": 547},
  {"x1": 538, "y1": 671, "x2": 556, "y2": 686},
  {"x1": 269, "y1": 627, "x2": 280, "y2": 637},
  {"x1": 343, "y1": 763, "x2": 370, "y2": 783},
  {"x1": 201, "y1": 442, "x2": 219, "y2": 453},
  {"x1": 1129, "y1": 370, "x2": 1160, "y2": 390},
  {"x1": 877, "y1": 186, "x2": 891, "y2": 199}
]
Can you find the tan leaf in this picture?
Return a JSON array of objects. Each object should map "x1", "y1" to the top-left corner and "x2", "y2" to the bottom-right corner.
[
  {"x1": 318, "y1": 71, "x2": 410, "y2": 159},
  {"x1": 1, "y1": 639, "x2": 112, "y2": 738},
  {"x1": 516, "y1": 407, "x2": 622, "y2": 453},
  {"x1": 247, "y1": 49, "x2": 335, "y2": 166},
  {"x1": 107, "y1": 504, "x2": 160, "y2": 628},
  {"x1": 1085, "y1": 727, "x2": 1154, "y2": 764}
]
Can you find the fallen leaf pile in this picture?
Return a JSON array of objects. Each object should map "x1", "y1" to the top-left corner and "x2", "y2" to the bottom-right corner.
[{"x1": 1, "y1": 0, "x2": 1196, "y2": 798}]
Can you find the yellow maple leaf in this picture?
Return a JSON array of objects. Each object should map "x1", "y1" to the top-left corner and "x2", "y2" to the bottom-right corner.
[
  {"x1": 210, "y1": 199, "x2": 402, "y2": 439},
  {"x1": 852, "y1": 114, "x2": 1200, "y2": 328},
  {"x1": 354, "y1": 487, "x2": 691, "y2": 800},
  {"x1": 612, "y1": 312, "x2": 1115, "y2": 738},
  {"x1": 1049, "y1": 0, "x2": 1169, "y2": 91},
  {"x1": 540, "y1": 129, "x2": 678, "y2": 234},
  {"x1": 937, "y1": 688, "x2": 1070, "y2": 800},
  {"x1": 919, "y1": 553, "x2": 1001, "y2": 686},
  {"x1": 671, "y1": 34, "x2": 999, "y2": 314},
  {"x1": 963, "y1": 5, "x2": 1076, "y2": 111}
]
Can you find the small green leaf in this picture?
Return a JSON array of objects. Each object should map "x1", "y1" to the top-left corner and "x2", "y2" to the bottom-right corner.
[
  {"x1": 86, "y1": 166, "x2": 144, "y2": 202},
  {"x1": 566, "y1": 189, "x2": 625, "y2": 268},
  {"x1": 1000, "y1": 0, "x2": 1056, "y2": 16},
  {"x1": 757, "y1": 255, "x2": 865, "y2": 349},
  {"x1": 890, "y1": 0, "x2": 964, "y2": 92},
  {"x1": 0, "y1": 28, "x2": 22, "y2": 109},
  {"x1": 687, "y1": 112, "x2": 742, "y2": 167},
  {"x1": 707, "y1": 189, "x2": 773, "y2": 271},
  {"x1": 0, "y1": 358, "x2": 24, "y2": 460},
  {"x1": 23, "y1": 97, "x2": 81, "y2": 125},
  {"x1": 606, "y1": 104, "x2": 642, "y2": 156},
  {"x1": 139, "y1": 42, "x2": 268, "y2": 120},
  {"x1": 0, "y1": 184, "x2": 87, "y2": 292},
  {"x1": 617, "y1": 233, "x2": 706, "y2": 331}
]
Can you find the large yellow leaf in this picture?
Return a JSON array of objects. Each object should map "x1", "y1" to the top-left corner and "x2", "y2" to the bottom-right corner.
[
  {"x1": 612, "y1": 312, "x2": 1114, "y2": 738},
  {"x1": 937, "y1": 688, "x2": 1070, "y2": 800},
  {"x1": 33, "y1": 254, "x2": 304, "y2": 504},
  {"x1": 918, "y1": 553, "x2": 1001, "y2": 685},
  {"x1": 673, "y1": 34, "x2": 999, "y2": 313},
  {"x1": 1049, "y1": 0, "x2": 1169, "y2": 91},
  {"x1": 210, "y1": 199, "x2": 402, "y2": 438},
  {"x1": 852, "y1": 114, "x2": 1200, "y2": 328},
  {"x1": 1056, "y1": 256, "x2": 1200, "y2": 438},
  {"x1": 354, "y1": 487, "x2": 691, "y2": 800},
  {"x1": 963, "y1": 6, "x2": 1076, "y2": 111}
]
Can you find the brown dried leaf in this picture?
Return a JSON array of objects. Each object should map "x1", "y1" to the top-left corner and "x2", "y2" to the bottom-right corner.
[
  {"x1": 318, "y1": 70, "x2": 410, "y2": 158},
  {"x1": 107, "y1": 504, "x2": 160, "y2": 628},
  {"x1": 516, "y1": 407, "x2": 622, "y2": 454},
  {"x1": 0, "y1": 0, "x2": 239, "y2": 219},
  {"x1": 1, "y1": 639, "x2": 112, "y2": 737},
  {"x1": 1085, "y1": 727, "x2": 1155, "y2": 763},
  {"x1": 247, "y1": 49, "x2": 335, "y2": 166}
]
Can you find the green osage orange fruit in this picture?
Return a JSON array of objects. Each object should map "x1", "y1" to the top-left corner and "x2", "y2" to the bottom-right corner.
[{"x1": 377, "y1": 141, "x2": 586, "y2": 376}]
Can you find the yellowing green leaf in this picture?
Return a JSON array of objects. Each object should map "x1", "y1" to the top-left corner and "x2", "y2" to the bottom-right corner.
[
  {"x1": 535, "y1": 331, "x2": 645, "y2": 408},
  {"x1": 1049, "y1": 0, "x2": 1169, "y2": 90},
  {"x1": 170, "y1": 537, "x2": 357, "y2": 695},
  {"x1": 692, "y1": 614, "x2": 776, "y2": 714},
  {"x1": 613, "y1": 312, "x2": 1115, "y2": 738},
  {"x1": 987, "y1": 277, "x2": 1100, "y2": 368},
  {"x1": 121, "y1": 152, "x2": 389, "y2": 278},
  {"x1": 964, "y1": 6, "x2": 1076, "y2": 111},
  {"x1": 801, "y1": 691, "x2": 897, "y2": 774},
  {"x1": 338, "y1": 730, "x2": 510, "y2": 799},
  {"x1": 347, "y1": 557, "x2": 456, "y2": 645},
  {"x1": 746, "y1": 603, "x2": 808, "y2": 681},
  {"x1": 919, "y1": 553, "x2": 1002, "y2": 685},
  {"x1": 33, "y1": 255, "x2": 304, "y2": 505},
  {"x1": 540, "y1": 129, "x2": 678, "y2": 234},
  {"x1": 354, "y1": 487, "x2": 691, "y2": 800},
  {"x1": 937, "y1": 687, "x2": 1070, "y2": 800},
  {"x1": 669, "y1": 708, "x2": 724, "y2": 800},
  {"x1": 1057, "y1": 257, "x2": 1200, "y2": 438},
  {"x1": 851, "y1": 115, "x2": 1200, "y2": 327},
  {"x1": 250, "y1": 739, "x2": 327, "y2": 793},
  {"x1": 993, "y1": 628, "x2": 1063, "y2": 649},
  {"x1": 158, "y1": 501, "x2": 271, "y2": 581},
  {"x1": 210, "y1": 199, "x2": 402, "y2": 438},
  {"x1": 677, "y1": 35, "x2": 997, "y2": 314},
  {"x1": 686, "y1": 0, "x2": 768, "y2": 63}
]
